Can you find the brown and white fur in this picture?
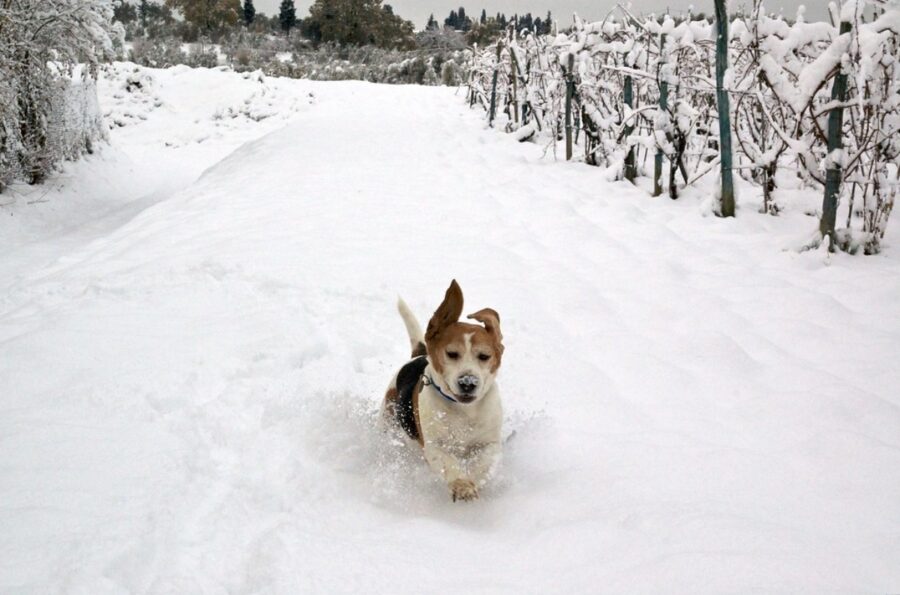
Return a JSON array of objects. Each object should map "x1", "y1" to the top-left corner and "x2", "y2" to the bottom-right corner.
[{"x1": 381, "y1": 280, "x2": 504, "y2": 502}]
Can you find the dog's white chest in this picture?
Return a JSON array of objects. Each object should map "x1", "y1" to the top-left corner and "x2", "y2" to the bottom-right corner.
[{"x1": 419, "y1": 385, "x2": 502, "y2": 448}]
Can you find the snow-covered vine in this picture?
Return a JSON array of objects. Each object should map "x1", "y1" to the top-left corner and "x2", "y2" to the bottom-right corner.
[{"x1": 467, "y1": 0, "x2": 900, "y2": 253}]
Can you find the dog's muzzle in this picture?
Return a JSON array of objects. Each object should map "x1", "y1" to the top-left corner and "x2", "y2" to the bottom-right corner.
[{"x1": 457, "y1": 374, "x2": 479, "y2": 396}]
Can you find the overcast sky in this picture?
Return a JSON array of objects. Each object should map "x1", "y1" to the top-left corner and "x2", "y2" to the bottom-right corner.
[{"x1": 253, "y1": 0, "x2": 829, "y2": 30}]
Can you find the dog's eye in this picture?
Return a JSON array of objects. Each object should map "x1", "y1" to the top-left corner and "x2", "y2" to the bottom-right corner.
[
  {"x1": 446, "y1": 351, "x2": 459, "y2": 360},
  {"x1": 478, "y1": 353, "x2": 491, "y2": 361}
]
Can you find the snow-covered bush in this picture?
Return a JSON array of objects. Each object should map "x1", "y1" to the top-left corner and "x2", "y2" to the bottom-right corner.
[
  {"x1": 131, "y1": 38, "x2": 188, "y2": 68},
  {"x1": 0, "y1": 0, "x2": 118, "y2": 189},
  {"x1": 467, "y1": 0, "x2": 900, "y2": 253},
  {"x1": 231, "y1": 42, "x2": 469, "y2": 85},
  {"x1": 50, "y1": 76, "x2": 106, "y2": 164},
  {"x1": 126, "y1": 32, "x2": 470, "y2": 86},
  {"x1": 824, "y1": 4, "x2": 899, "y2": 253},
  {"x1": 183, "y1": 42, "x2": 221, "y2": 68},
  {"x1": 441, "y1": 60, "x2": 463, "y2": 85}
]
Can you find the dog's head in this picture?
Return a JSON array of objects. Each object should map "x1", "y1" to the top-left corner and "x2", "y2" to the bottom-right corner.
[{"x1": 425, "y1": 280, "x2": 504, "y2": 405}]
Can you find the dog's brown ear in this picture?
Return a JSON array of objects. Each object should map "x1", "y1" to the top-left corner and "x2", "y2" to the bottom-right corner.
[
  {"x1": 468, "y1": 308, "x2": 503, "y2": 344},
  {"x1": 426, "y1": 280, "x2": 464, "y2": 341}
]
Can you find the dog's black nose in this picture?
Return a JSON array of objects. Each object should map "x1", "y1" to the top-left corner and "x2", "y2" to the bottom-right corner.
[{"x1": 457, "y1": 375, "x2": 479, "y2": 395}]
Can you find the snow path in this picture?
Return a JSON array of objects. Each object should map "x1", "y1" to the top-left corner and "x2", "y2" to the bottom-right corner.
[
  {"x1": 2, "y1": 74, "x2": 900, "y2": 593},
  {"x1": 0, "y1": 64, "x2": 313, "y2": 287}
]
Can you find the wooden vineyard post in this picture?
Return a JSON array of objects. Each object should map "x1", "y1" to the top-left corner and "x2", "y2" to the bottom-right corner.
[
  {"x1": 714, "y1": 0, "x2": 735, "y2": 217},
  {"x1": 623, "y1": 57, "x2": 636, "y2": 182},
  {"x1": 509, "y1": 41, "x2": 519, "y2": 126},
  {"x1": 654, "y1": 33, "x2": 668, "y2": 197},
  {"x1": 489, "y1": 42, "x2": 501, "y2": 127},
  {"x1": 565, "y1": 53, "x2": 575, "y2": 160},
  {"x1": 820, "y1": 20, "x2": 853, "y2": 250}
]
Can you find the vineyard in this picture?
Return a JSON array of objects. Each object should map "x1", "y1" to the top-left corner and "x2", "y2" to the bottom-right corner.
[{"x1": 467, "y1": 1, "x2": 900, "y2": 254}]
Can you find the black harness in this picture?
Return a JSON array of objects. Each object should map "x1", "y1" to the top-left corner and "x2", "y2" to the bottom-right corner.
[{"x1": 395, "y1": 356, "x2": 429, "y2": 441}]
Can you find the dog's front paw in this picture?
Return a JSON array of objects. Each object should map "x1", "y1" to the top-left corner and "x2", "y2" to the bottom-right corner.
[{"x1": 450, "y1": 479, "x2": 478, "y2": 502}]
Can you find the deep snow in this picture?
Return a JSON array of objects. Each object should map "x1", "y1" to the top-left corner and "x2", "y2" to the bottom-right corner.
[{"x1": 1, "y1": 64, "x2": 899, "y2": 593}]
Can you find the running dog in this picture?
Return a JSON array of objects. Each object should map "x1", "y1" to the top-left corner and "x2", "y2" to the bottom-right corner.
[{"x1": 382, "y1": 280, "x2": 504, "y2": 502}]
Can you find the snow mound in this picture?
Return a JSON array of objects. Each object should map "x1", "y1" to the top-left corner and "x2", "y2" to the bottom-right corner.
[
  {"x1": 103, "y1": 65, "x2": 162, "y2": 128},
  {"x1": 99, "y1": 62, "x2": 315, "y2": 148}
]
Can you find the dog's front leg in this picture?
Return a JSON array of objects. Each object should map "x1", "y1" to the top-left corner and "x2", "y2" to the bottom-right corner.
[
  {"x1": 424, "y1": 440, "x2": 501, "y2": 502},
  {"x1": 423, "y1": 441, "x2": 479, "y2": 502},
  {"x1": 463, "y1": 441, "x2": 501, "y2": 490}
]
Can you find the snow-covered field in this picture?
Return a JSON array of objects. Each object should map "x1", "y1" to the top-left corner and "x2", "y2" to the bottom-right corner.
[{"x1": 1, "y1": 64, "x2": 899, "y2": 593}]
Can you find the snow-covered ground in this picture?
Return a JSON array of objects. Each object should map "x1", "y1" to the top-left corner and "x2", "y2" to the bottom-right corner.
[{"x1": 1, "y1": 64, "x2": 899, "y2": 593}]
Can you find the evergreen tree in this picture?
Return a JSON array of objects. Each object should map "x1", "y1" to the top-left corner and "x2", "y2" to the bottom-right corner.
[
  {"x1": 113, "y1": 2, "x2": 138, "y2": 25},
  {"x1": 457, "y1": 6, "x2": 470, "y2": 31},
  {"x1": 480, "y1": 8, "x2": 486, "y2": 24},
  {"x1": 520, "y1": 12, "x2": 532, "y2": 32},
  {"x1": 426, "y1": 13, "x2": 438, "y2": 30},
  {"x1": 279, "y1": 0, "x2": 297, "y2": 34},
  {"x1": 445, "y1": 10, "x2": 458, "y2": 29},
  {"x1": 544, "y1": 11, "x2": 552, "y2": 34},
  {"x1": 140, "y1": 0, "x2": 150, "y2": 30},
  {"x1": 242, "y1": 0, "x2": 255, "y2": 26}
]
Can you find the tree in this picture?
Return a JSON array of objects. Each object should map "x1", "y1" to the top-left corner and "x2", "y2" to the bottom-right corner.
[
  {"x1": 165, "y1": 0, "x2": 241, "y2": 33},
  {"x1": 114, "y1": 2, "x2": 138, "y2": 25},
  {"x1": 518, "y1": 12, "x2": 532, "y2": 33},
  {"x1": 279, "y1": 0, "x2": 297, "y2": 35},
  {"x1": 304, "y1": 0, "x2": 415, "y2": 49},
  {"x1": 465, "y1": 17, "x2": 501, "y2": 45},
  {"x1": 129, "y1": 1, "x2": 175, "y2": 37},
  {"x1": 140, "y1": 0, "x2": 150, "y2": 29},
  {"x1": 426, "y1": 13, "x2": 438, "y2": 30},
  {"x1": 480, "y1": 8, "x2": 486, "y2": 24},
  {"x1": 457, "y1": 6, "x2": 470, "y2": 31},
  {"x1": 445, "y1": 10, "x2": 458, "y2": 29},
  {"x1": 242, "y1": 0, "x2": 255, "y2": 26}
]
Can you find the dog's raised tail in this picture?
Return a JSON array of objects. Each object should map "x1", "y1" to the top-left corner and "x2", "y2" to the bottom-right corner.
[{"x1": 397, "y1": 297, "x2": 426, "y2": 358}]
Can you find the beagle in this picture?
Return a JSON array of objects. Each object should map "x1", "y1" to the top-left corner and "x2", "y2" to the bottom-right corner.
[{"x1": 381, "y1": 280, "x2": 504, "y2": 502}]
